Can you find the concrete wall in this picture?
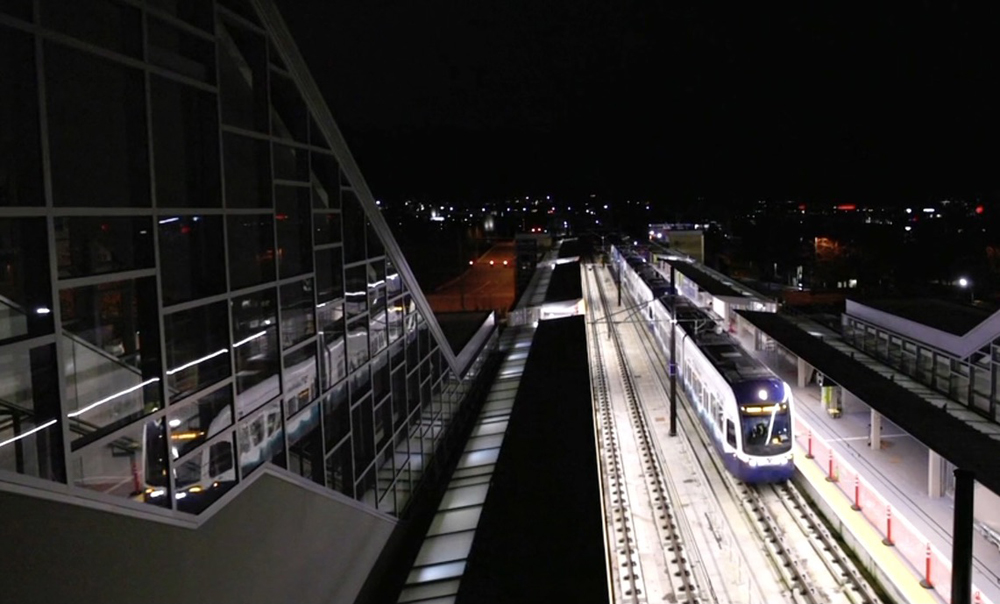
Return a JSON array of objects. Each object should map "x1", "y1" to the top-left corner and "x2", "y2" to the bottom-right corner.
[{"x1": 0, "y1": 470, "x2": 395, "y2": 604}]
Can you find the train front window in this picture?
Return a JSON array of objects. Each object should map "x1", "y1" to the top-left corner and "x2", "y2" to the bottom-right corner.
[{"x1": 740, "y1": 403, "x2": 791, "y2": 455}]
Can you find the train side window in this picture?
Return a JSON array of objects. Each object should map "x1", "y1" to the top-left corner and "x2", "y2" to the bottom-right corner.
[{"x1": 726, "y1": 420, "x2": 737, "y2": 447}]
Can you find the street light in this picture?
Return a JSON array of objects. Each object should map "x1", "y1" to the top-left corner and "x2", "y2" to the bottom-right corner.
[{"x1": 959, "y1": 277, "x2": 974, "y2": 303}]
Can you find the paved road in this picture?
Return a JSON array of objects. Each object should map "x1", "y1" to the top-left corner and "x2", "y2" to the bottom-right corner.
[{"x1": 425, "y1": 241, "x2": 515, "y2": 312}]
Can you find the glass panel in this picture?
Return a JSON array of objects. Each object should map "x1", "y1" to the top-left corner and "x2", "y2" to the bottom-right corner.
[
  {"x1": 347, "y1": 319, "x2": 369, "y2": 373},
  {"x1": 309, "y1": 116, "x2": 328, "y2": 149},
  {"x1": 372, "y1": 351, "x2": 389, "y2": 404},
  {"x1": 280, "y1": 279, "x2": 315, "y2": 349},
  {"x1": 227, "y1": 214, "x2": 275, "y2": 289},
  {"x1": 351, "y1": 362, "x2": 371, "y2": 405},
  {"x1": 0, "y1": 27, "x2": 42, "y2": 206},
  {"x1": 390, "y1": 340, "x2": 404, "y2": 370},
  {"x1": 325, "y1": 438, "x2": 353, "y2": 497},
  {"x1": 314, "y1": 247, "x2": 343, "y2": 303},
  {"x1": 55, "y1": 216, "x2": 153, "y2": 279},
  {"x1": 165, "y1": 302, "x2": 231, "y2": 402},
  {"x1": 356, "y1": 465, "x2": 376, "y2": 506},
  {"x1": 388, "y1": 297, "x2": 403, "y2": 344},
  {"x1": 373, "y1": 400, "x2": 390, "y2": 452},
  {"x1": 71, "y1": 417, "x2": 169, "y2": 507},
  {"x1": 238, "y1": 398, "x2": 283, "y2": 477},
  {"x1": 158, "y1": 215, "x2": 227, "y2": 305},
  {"x1": 352, "y1": 396, "x2": 374, "y2": 473},
  {"x1": 270, "y1": 72, "x2": 307, "y2": 142},
  {"x1": 148, "y1": 17, "x2": 215, "y2": 82},
  {"x1": 151, "y1": 76, "x2": 221, "y2": 208},
  {"x1": 318, "y1": 301, "x2": 345, "y2": 391},
  {"x1": 147, "y1": 0, "x2": 213, "y2": 31},
  {"x1": 0, "y1": 218, "x2": 54, "y2": 343},
  {"x1": 322, "y1": 381, "x2": 348, "y2": 449},
  {"x1": 386, "y1": 259, "x2": 401, "y2": 296},
  {"x1": 311, "y1": 153, "x2": 339, "y2": 209},
  {"x1": 167, "y1": 385, "x2": 232, "y2": 459},
  {"x1": 273, "y1": 143, "x2": 309, "y2": 182},
  {"x1": 218, "y1": 18, "x2": 267, "y2": 131},
  {"x1": 0, "y1": 343, "x2": 65, "y2": 482},
  {"x1": 62, "y1": 278, "x2": 162, "y2": 449},
  {"x1": 283, "y1": 345, "x2": 317, "y2": 417},
  {"x1": 223, "y1": 133, "x2": 271, "y2": 209},
  {"x1": 40, "y1": 0, "x2": 142, "y2": 57},
  {"x1": 46, "y1": 43, "x2": 148, "y2": 207},
  {"x1": 342, "y1": 190, "x2": 366, "y2": 263},
  {"x1": 287, "y1": 402, "x2": 323, "y2": 485},
  {"x1": 232, "y1": 288, "x2": 279, "y2": 418},
  {"x1": 366, "y1": 219, "x2": 384, "y2": 259},
  {"x1": 391, "y1": 366, "x2": 406, "y2": 431},
  {"x1": 175, "y1": 434, "x2": 237, "y2": 513},
  {"x1": 345, "y1": 265, "x2": 367, "y2": 320},
  {"x1": 313, "y1": 212, "x2": 342, "y2": 246},
  {"x1": 275, "y1": 186, "x2": 312, "y2": 278}
]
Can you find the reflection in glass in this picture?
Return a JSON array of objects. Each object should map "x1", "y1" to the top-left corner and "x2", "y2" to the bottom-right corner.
[
  {"x1": 311, "y1": 153, "x2": 339, "y2": 208},
  {"x1": 218, "y1": 18, "x2": 266, "y2": 131},
  {"x1": 151, "y1": 77, "x2": 221, "y2": 208},
  {"x1": 0, "y1": 27, "x2": 42, "y2": 206},
  {"x1": 318, "y1": 301, "x2": 346, "y2": 391},
  {"x1": 0, "y1": 218, "x2": 54, "y2": 343},
  {"x1": 351, "y1": 362, "x2": 370, "y2": 405},
  {"x1": 148, "y1": 17, "x2": 215, "y2": 82},
  {"x1": 174, "y1": 434, "x2": 236, "y2": 514},
  {"x1": 366, "y1": 219, "x2": 384, "y2": 259},
  {"x1": 386, "y1": 259, "x2": 401, "y2": 297},
  {"x1": 165, "y1": 302, "x2": 230, "y2": 402},
  {"x1": 325, "y1": 439, "x2": 352, "y2": 498},
  {"x1": 46, "y1": 43, "x2": 149, "y2": 207},
  {"x1": 0, "y1": 344, "x2": 65, "y2": 482},
  {"x1": 283, "y1": 345, "x2": 317, "y2": 417},
  {"x1": 276, "y1": 186, "x2": 312, "y2": 278},
  {"x1": 147, "y1": 0, "x2": 213, "y2": 31},
  {"x1": 238, "y1": 399, "x2": 283, "y2": 477},
  {"x1": 322, "y1": 381, "x2": 348, "y2": 450},
  {"x1": 273, "y1": 143, "x2": 308, "y2": 182},
  {"x1": 159, "y1": 215, "x2": 227, "y2": 305},
  {"x1": 70, "y1": 417, "x2": 169, "y2": 508},
  {"x1": 391, "y1": 367, "x2": 406, "y2": 430},
  {"x1": 315, "y1": 247, "x2": 344, "y2": 303},
  {"x1": 352, "y1": 397, "x2": 374, "y2": 476},
  {"x1": 227, "y1": 214, "x2": 275, "y2": 289},
  {"x1": 347, "y1": 319, "x2": 369, "y2": 373},
  {"x1": 345, "y1": 265, "x2": 367, "y2": 320},
  {"x1": 55, "y1": 216, "x2": 153, "y2": 279},
  {"x1": 342, "y1": 190, "x2": 366, "y2": 263},
  {"x1": 167, "y1": 385, "x2": 233, "y2": 459},
  {"x1": 372, "y1": 352, "x2": 389, "y2": 404},
  {"x1": 62, "y1": 278, "x2": 162, "y2": 449},
  {"x1": 313, "y1": 212, "x2": 342, "y2": 246},
  {"x1": 270, "y1": 72, "x2": 307, "y2": 142},
  {"x1": 231, "y1": 289, "x2": 279, "y2": 418},
  {"x1": 223, "y1": 134, "x2": 271, "y2": 209},
  {"x1": 280, "y1": 279, "x2": 315, "y2": 349},
  {"x1": 287, "y1": 405, "x2": 324, "y2": 486}
]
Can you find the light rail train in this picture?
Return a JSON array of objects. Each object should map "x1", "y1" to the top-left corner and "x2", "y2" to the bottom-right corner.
[{"x1": 612, "y1": 245, "x2": 794, "y2": 482}]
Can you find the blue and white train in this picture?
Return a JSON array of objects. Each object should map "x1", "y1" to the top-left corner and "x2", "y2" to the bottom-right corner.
[{"x1": 612, "y1": 245, "x2": 794, "y2": 482}]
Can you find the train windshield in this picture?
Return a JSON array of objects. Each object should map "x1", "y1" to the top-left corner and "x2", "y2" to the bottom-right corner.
[{"x1": 740, "y1": 403, "x2": 792, "y2": 455}]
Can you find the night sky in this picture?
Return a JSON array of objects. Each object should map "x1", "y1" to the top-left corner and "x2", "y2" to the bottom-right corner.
[{"x1": 277, "y1": 1, "x2": 1000, "y2": 206}]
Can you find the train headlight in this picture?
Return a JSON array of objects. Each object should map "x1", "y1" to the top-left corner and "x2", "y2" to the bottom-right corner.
[{"x1": 757, "y1": 389, "x2": 768, "y2": 401}]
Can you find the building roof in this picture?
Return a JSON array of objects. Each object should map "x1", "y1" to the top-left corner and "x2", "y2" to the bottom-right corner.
[
  {"x1": 458, "y1": 316, "x2": 607, "y2": 603},
  {"x1": 666, "y1": 259, "x2": 744, "y2": 298},
  {"x1": 850, "y1": 298, "x2": 991, "y2": 336},
  {"x1": 737, "y1": 310, "x2": 1000, "y2": 496},
  {"x1": 544, "y1": 261, "x2": 582, "y2": 303}
]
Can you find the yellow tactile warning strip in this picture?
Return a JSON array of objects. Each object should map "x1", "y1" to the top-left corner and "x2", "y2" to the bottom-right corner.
[{"x1": 795, "y1": 443, "x2": 943, "y2": 604}]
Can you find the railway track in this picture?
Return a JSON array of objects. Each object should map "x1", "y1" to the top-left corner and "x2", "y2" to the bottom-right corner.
[
  {"x1": 585, "y1": 264, "x2": 703, "y2": 603},
  {"x1": 591, "y1": 260, "x2": 885, "y2": 604}
]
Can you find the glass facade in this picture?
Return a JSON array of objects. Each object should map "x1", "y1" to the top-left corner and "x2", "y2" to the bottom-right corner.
[
  {"x1": 0, "y1": 0, "x2": 494, "y2": 518},
  {"x1": 842, "y1": 315, "x2": 1000, "y2": 422}
]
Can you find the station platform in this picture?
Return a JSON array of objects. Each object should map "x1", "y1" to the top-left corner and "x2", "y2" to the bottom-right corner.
[{"x1": 738, "y1": 329, "x2": 1000, "y2": 604}]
